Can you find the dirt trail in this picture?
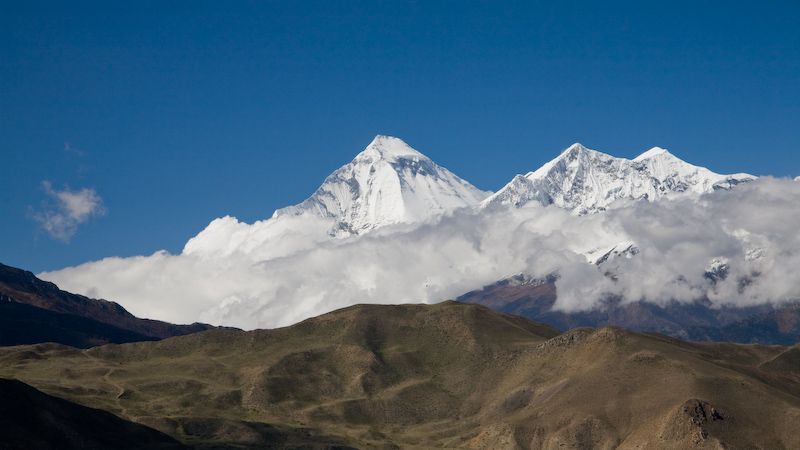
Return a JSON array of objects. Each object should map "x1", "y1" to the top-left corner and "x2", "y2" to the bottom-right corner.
[{"x1": 83, "y1": 352, "x2": 133, "y2": 420}]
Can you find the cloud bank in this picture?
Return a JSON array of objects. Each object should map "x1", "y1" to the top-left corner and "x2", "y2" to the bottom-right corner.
[
  {"x1": 40, "y1": 178, "x2": 800, "y2": 329},
  {"x1": 31, "y1": 181, "x2": 105, "y2": 242}
]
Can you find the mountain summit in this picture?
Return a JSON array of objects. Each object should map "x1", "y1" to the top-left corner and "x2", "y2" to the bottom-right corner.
[
  {"x1": 273, "y1": 135, "x2": 490, "y2": 235},
  {"x1": 483, "y1": 143, "x2": 755, "y2": 214},
  {"x1": 183, "y1": 136, "x2": 490, "y2": 257}
]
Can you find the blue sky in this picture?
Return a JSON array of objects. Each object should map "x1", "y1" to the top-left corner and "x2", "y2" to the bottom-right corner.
[{"x1": 2, "y1": 1, "x2": 799, "y2": 273}]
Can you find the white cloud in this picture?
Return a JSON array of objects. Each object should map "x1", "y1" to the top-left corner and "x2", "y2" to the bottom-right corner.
[
  {"x1": 39, "y1": 178, "x2": 800, "y2": 330},
  {"x1": 32, "y1": 181, "x2": 105, "y2": 242}
]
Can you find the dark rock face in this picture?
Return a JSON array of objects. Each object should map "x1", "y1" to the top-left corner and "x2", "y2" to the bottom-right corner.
[
  {"x1": 0, "y1": 378, "x2": 187, "y2": 450},
  {"x1": 0, "y1": 262, "x2": 215, "y2": 348},
  {"x1": 683, "y1": 399, "x2": 725, "y2": 426},
  {"x1": 458, "y1": 276, "x2": 800, "y2": 345}
]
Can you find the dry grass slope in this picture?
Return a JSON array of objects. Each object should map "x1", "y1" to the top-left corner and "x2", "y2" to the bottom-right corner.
[{"x1": 0, "y1": 301, "x2": 798, "y2": 449}]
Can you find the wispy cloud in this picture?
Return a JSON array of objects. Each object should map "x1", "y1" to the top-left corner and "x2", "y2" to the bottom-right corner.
[
  {"x1": 31, "y1": 181, "x2": 105, "y2": 242},
  {"x1": 63, "y1": 142, "x2": 85, "y2": 157}
]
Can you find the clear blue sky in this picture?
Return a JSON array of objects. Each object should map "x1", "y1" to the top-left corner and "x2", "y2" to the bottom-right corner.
[{"x1": 2, "y1": 1, "x2": 799, "y2": 272}]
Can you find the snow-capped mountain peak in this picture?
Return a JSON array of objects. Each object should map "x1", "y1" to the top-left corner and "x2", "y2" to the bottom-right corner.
[
  {"x1": 184, "y1": 136, "x2": 490, "y2": 257},
  {"x1": 354, "y1": 135, "x2": 426, "y2": 162},
  {"x1": 525, "y1": 142, "x2": 599, "y2": 178},
  {"x1": 633, "y1": 146, "x2": 670, "y2": 161},
  {"x1": 552, "y1": 142, "x2": 591, "y2": 160},
  {"x1": 272, "y1": 135, "x2": 491, "y2": 235},
  {"x1": 631, "y1": 147, "x2": 755, "y2": 192},
  {"x1": 483, "y1": 143, "x2": 756, "y2": 214}
]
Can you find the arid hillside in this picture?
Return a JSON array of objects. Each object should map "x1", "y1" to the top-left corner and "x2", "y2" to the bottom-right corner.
[{"x1": 1, "y1": 301, "x2": 798, "y2": 449}]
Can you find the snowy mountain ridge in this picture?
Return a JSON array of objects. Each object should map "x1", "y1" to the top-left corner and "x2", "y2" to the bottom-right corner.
[
  {"x1": 184, "y1": 137, "x2": 756, "y2": 259},
  {"x1": 483, "y1": 143, "x2": 756, "y2": 214}
]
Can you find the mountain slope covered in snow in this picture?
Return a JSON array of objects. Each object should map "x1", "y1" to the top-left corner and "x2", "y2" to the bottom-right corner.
[
  {"x1": 183, "y1": 136, "x2": 490, "y2": 257},
  {"x1": 483, "y1": 143, "x2": 755, "y2": 214},
  {"x1": 273, "y1": 135, "x2": 491, "y2": 235}
]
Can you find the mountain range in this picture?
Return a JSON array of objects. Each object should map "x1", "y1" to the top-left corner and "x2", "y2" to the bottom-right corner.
[
  {"x1": 179, "y1": 135, "x2": 759, "y2": 263},
  {"x1": 177, "y1": 136, "x2": 787, "y2": 336},
  {"x1": 187, "y1": 135, "x2": 756, "y2": 252},
  {"x1": 36, "y1": 135, "x2": 799, "y2": 338}
]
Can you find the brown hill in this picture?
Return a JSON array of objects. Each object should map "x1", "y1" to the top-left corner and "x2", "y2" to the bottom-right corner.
[
  {"x1": 0, "y1": 262, "x2": 214, "y2": 347},
  {"x1": 0, "y1": 301, "x2": 798, "y2": 449}
]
